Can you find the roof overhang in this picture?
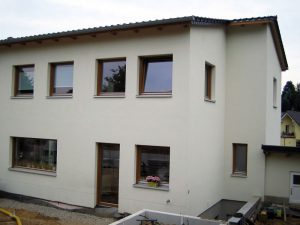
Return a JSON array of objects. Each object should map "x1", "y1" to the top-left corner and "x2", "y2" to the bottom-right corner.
[
  {"x1": 262, "y1": 145, "x2": 300, "y2": 155},
  {"x1": 0, "y1": 16, "x2": 288, "y2": 71}
]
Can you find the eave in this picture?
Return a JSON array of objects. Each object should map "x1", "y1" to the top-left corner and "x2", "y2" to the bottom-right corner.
[{"x1": 262, "y1": 145, "x2": 300, "y2": 155}]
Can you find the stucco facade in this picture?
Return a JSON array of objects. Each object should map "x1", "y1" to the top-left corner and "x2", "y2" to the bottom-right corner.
[{"x1": 0, "y1": 16, "x2": 287, "y2": 216}]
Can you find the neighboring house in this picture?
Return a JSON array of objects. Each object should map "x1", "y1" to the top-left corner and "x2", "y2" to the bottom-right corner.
[
  {"x1": 0, "y1": 16, "x2": 289, "y2": 216},
  {"x1": 281, "y1": 111, "x2": 300, "y2": 147}
]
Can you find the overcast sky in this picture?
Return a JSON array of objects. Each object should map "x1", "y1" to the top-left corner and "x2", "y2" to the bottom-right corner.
[{"x1": 0, "y1": 0, "x2": 299, "y2": 89}]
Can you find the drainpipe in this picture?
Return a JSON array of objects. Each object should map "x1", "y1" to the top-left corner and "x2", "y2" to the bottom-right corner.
[{"x1": 0, "y1": 208, "x2": 22, "y2": 225}]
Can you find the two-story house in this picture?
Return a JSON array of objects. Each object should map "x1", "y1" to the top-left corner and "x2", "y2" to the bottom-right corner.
[
  {"x1": 0, "y1": 16, "x2": 288, "y2": 216},
  {"x1": 281, "y1": 110, "x2": 300, "y2": 147}
]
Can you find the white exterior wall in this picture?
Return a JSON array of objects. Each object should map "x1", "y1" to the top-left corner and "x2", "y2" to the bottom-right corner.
[
  {"x1": 224, "y1": 25, "x2": 268, "y2": 201},
  {"x1": 187, "y1": 26, "x2": 226, "y2": 215},
  {"x1": 265, "y1": 154, "x2": 300, "y2": 199},
  {"x1": 0, "y1": 27, "x2": 192, "y2": 213}
]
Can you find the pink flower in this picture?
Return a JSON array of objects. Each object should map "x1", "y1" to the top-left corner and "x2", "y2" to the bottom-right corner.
[{"x1": 146, "y1": 176, "x2": 161, "y2": 183}]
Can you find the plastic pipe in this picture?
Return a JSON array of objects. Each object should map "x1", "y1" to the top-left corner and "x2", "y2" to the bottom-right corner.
[{"x1": 0, "y1": 208, "x2": 22, "y2": 225}]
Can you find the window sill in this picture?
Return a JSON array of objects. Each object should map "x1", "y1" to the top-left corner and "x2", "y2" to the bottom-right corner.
[
  {"x1": 94, "y1": 95, "x2": 125, "y2": 98},
  {"x1": 133, "y1": 183, "x2": 169, "y2": 191},
  {"x1": 136, "y1": 94, "x2": 172, "y2": 98},
  {"x1": 9, "y1": 167, "x2": 57, "y2": 177},
  {"x1": 204, "y1": 98, "x2": 216, "y2": 103},
  {"x1": 11, "y1": 96, "x2": 33, "y2": 99},
  {"x1": 46, "y1": 95, "x2": 73, "y2": 99},
  {"x1": 231, "y1": 173, "x2": 247, "y2": 178}
]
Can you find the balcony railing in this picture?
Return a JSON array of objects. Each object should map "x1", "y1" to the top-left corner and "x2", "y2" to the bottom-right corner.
[{"x1": 281, "y1": 132, "x2": 295, "y2": 138}]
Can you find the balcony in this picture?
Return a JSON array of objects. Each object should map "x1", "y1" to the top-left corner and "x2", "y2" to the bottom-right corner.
[{"x1": 281, "y1": 131, "x2": 295, "y2": 138}]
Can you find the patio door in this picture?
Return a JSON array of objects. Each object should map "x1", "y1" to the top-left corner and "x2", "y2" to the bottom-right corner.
[
  {"x1": 97, "y1": 143, "x2": 120, "y2": 206},
  {"x1": 290, "y1": 172, "x2": 300, "y2": 204}
]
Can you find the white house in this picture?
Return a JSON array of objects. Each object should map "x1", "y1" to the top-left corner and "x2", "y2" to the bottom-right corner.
[{"x1": 0, "y1": 16, "x2": 288, "y2": 216}]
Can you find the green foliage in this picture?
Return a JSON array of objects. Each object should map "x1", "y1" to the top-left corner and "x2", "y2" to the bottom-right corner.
[
  {"x1": 281, "y1": 81, "x2": 300, "y2": 112},
  {"x1": 102, "y1": 65, "x2": 126, "y2": 92}
]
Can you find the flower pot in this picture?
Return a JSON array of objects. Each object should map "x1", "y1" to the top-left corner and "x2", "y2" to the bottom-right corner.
[{"x1": 147, "y1": 182, "x2": 158, "y2": 188}]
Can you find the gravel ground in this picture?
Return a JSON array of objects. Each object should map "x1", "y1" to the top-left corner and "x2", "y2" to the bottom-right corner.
[{"x1": 0, "y1": 198, "x2": 115, "y2": 225}]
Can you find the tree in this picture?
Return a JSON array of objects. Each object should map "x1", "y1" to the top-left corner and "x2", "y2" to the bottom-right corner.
[
  {"x1": 294, "y1": 83, "x2": 300, "y2": 111},
  {"x1": 281, "y1": 81, "x2": 297, "y2": 112}
]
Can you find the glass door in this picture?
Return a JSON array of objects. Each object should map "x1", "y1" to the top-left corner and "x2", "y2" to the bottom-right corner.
[{"x1": 97, "y1": 143, "x2": 120, "y2": 206}]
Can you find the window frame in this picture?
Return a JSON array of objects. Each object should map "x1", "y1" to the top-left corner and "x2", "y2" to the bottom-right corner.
[
  {"x1": 49, "y1": 62, "x2": 74, "y2": 96},
  {"x1": 14, "y1": 64, "x2": 35, "y2": 97},
  {"x1": 97, "y1": 58, "x2": 126, "y2": 96},
  {"x1": 204, "y1": 62, "x2": 215, "y2": 101},
  {"x1": 12, "y1": 137, "x2": 57, "y2": 173},
  {"x1": 136, "y1": 145, "x2": 170, "y2": 185},
  {"x1": 139, "y1": 55, "x2": 173, "y2": 95},
  {"x1": 232, "y1": 143, "x2": 247, "y2": 176}
]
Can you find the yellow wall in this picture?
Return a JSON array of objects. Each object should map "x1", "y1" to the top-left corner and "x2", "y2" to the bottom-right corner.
[{"x1": 281, "y1": 115, "x2": 300, "y2": 146}]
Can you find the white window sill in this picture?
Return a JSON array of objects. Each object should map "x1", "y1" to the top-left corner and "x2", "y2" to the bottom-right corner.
[
  {"x1": 231, "y1": 173, "x2": 247, "y2": 178},
  {"x1": 133, "y1": 183, "x2": 169, "y2": 191},
  {"x1": 136, "y1": 94, "x2": 172, "y2": 98},
  {"x1": 94, "y1": 95, "x2": 125, "y2": 98},
  {"x1": 204, "y1": 98, "x2": 216, "y2": 103},
  {"x1": 11, "y1": 96, "x2": 33, "y2": 99},
  {"x1": 46, "y1": 95, "x2": 73, "y2": 99},
  {"x1": 9, "y1": 167, "x2": 57, "y2": 177}
]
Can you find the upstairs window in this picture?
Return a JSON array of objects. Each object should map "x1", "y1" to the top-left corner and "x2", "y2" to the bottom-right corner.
[
  {"x1": 273, "y1": 77, "x2": 277, "y2": 108},
  {"x1": 139, "y1": 55, "x2": 173, "y2": 95},
  {"x1": 205, "y1": 62, "x2": 215, "y2": 101},
  {"x1": 12, "y1": 137, "x2": 57, "y2": 172},
  {"x1": 50, "y1": 62, "x2": 74, "y2": 96},
  {"x1": 232, "y1": 143, "x2": 247, "y2": 176},
  {"x1": 14, "y1": 65, "x2": 34, "y2": 96},
  {"x1": 136, "y1": 145, "x2": 170, "y2": 184},
  {"x1": 97, "y1": 58, "x2": 126, "y2": 95}
]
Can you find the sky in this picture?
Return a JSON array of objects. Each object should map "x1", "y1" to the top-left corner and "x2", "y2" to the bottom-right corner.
[{"x1": 0, "y1": 0, "x2": 299, "y2": 89}]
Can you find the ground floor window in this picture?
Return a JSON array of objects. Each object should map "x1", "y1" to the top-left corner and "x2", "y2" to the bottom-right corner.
[
  {"x1": 12, "y1": 137, "x2": 57, "y2": 172},
  {"x1": 232, "y1": 143, "x2": 247, "y2": 176},
  {"x1": 136, "y1": 145, "x2": 170, "y2": 184}
]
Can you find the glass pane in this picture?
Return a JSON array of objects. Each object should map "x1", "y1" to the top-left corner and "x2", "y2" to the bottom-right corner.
[
  {"x1": 144, "y1": 60, "x2": 172, "y2": 93},
  {"x1": 140, "y1": 146, "x2": 170, "y2": 183},
  {"x1": 101, "y1": 61, "x2": 126, "y2": 93},
  {"x1": 14, "y1": 137, "x2": 57, "y2": 171},
  {"x1": 294, "y1": 175, "x2": 300, "y2": 185},
  {"x1": 17, "y1": 67, "x2": 34, "y2": 95},
  {"x1": 54, "y1": 64, "x2": 73, "y2": 94},
  {"x1": 100, "y1": 144, "x2": 119, "y2": 204},
  {"x1": 235, "y1": 145, "x2": 247, "y2": 173}
]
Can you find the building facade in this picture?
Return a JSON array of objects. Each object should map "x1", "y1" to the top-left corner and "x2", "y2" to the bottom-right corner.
[
  {"x1": 0, "y1": 16, "x2": 288, "y2": 216},
  {"x1": 281, "y1": 111, "x2": 300, "y2": 147}
]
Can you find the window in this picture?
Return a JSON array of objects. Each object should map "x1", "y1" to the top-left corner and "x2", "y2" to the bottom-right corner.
[
  {"x1": 205, "y1": 62, "x2": 215, "y2": 101},
  {"x1": 273, "y1": 77, "x2": 277, "y2": 107},
  {"x1": 97, "y1": 59, "x2": 126, "y2": 95},
  {"x1": 139, "y1": 55, "x2": 173, "y2": 95},
  {"x1": 14, "y1": 65, "x2": 34, "y2": 96},
  {"x1": 296, "y1": 140, "x2": 300, "y2": 147},
  {"x1": 136, "y1": 145, "x2": 170, "y2": 184},
  {"x1": 232, "y1": 143, "x2": 247, "y2": 176},
  {"x1": 12, "y1": 137, "x2": 57, "y2": 172},
  {"x1": 50, "y1": 62, "x2": 74, "y2": 96}
]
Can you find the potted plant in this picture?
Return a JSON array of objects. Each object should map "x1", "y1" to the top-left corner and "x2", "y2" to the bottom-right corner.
[{"x1": 146, "y1": 176, "x2": 160, "y2": 187}]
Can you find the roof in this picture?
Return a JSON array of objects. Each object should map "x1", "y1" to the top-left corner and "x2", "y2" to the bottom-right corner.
[
  {"x1": 262, "y1": 145, "x2": 300, "y2": 154},
  {"x1": 282, "y1": 111, "x2": 300, "y2": 126},
  {"x1": 0, "y1": 15, "x2": 288, "y2": 71}
]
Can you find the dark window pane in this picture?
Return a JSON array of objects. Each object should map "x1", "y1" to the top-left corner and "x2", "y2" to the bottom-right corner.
[
  {"x1": 13, "y1": 137, "x2": 57, "y2": 171},
  {"x1": 100, "y1": 144, "x2": 119, "y2": 204},
  {"x1": 101, "y1": 61, "x2": 126, "y2": 93},
  {"x1": 17, "y1": 66, "x2": 34, "y2": 95},
  {"x1": 294, "y1": 175, "x2": 300, "y2": 185},
  {"x1": 144, "y1": 60, "x2": 172, "y2": 93},
  {"x1": 53, "y1": 64, "x2": 73, "y2": 94},
  {"x1": 139, "y1": 146, "x2": 170, "y2": 183},
  {"x1": 234, "y1": 144, "x2": 247, "y2": 173},
  {"x1": 205, "y1": 64, "x2": 212, "y2": 99}
]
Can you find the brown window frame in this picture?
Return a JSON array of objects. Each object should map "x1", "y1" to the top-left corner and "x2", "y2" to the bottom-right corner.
[
  {"x1": 49, "y1": 62, "x2": 74, "y2": 96},
  {"x1": 205, "y1": 62, "x2": 214, "y2": 100},
  {"x1": 136, "y1": 145, "x2": 170, "y2": 185},
  {"x1": 232, "y1": 143, "x2": 247, "y2": 176},
  {"x1": 12, "y1": 137, "x2": 57, "y2": 172},
  {"x1": 14, "y1": 64, "x2": 34, "y2": 97},
  {"x1": 97, "y1": 58, "x2": 126, "y2": 96},
  {"x1": 139, "y1": 55, "x2": 173, "y2": 95}
]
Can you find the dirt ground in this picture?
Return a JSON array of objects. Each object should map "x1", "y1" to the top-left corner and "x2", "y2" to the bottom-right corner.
[
  {"x1": 255, "y1": 217, "x2": 300, "y2": 225},
  {"x1": 0, "y1": 208, "x2": 112, "y2": 225}
]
